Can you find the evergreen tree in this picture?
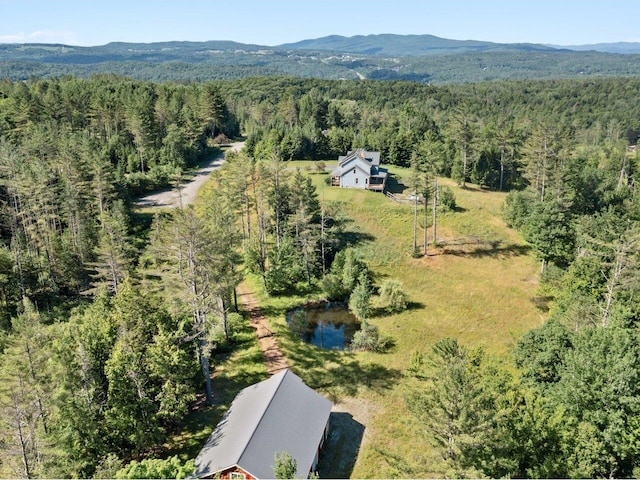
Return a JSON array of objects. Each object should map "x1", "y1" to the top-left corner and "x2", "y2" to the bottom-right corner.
[
  {"x1": 524, "y1": 195, "x2": 575, "y2": 272},
  {"x1": 348, "y1": 273, "x2": 373, "y2": 322},
  {"x1": 406, "y1": 338, "x2": 500, "y2": 477},
  {"x1": 0, "y1": 300, "x2": 52, "y2": 477},
  {"x1": 273, "y1": 450, "x2": 297, "y2": 479}
]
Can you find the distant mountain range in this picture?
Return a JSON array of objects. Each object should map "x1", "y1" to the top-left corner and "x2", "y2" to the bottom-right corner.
[
  {"x1": 552, "y1": 41, "x2": 640, "y2": 54},
  {"x1": 280, "y1": 34, "x2": 640, "y2": 55},
  {"x1": 279, "y1": 34, "x2": 560, "y2": 55},
  {"x1": 1, "y1": 33, "x2": 640, "y2": 83}
]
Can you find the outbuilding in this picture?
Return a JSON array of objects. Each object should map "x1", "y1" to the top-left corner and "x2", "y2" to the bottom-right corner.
[{"x1": 193, "y1": 369, "x2": 332, "y2": 479}]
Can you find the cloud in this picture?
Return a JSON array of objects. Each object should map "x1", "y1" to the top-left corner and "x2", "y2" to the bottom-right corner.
[
  {"x1": 0, "y1": 30, "x2": 80, "y2": 45},
  {"x1": 0, "y1": 33, "x2": 26, "y2": 43}
]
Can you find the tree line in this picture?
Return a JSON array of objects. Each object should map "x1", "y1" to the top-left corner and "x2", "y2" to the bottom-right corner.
[
  {"x1": 224, "y1": 76, "x2": 640, "y2": 190},
  {"x1": 4, "y1": 46, "x2": 640, "y2": 84},
  {"x1": 0, "y1": 76, "x2": 241, "y2": 477}
]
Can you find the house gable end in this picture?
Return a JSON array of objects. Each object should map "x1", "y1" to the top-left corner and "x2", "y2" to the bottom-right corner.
[
  {"x1": 209, "y1": 465, "x2": 257, "y2": 480},
  {"x1": 339, "y1": 156, "x2": 371, "y2": 176},
  {"x1": 333, "y1": 149, "x2": 385, "y2": 191}
]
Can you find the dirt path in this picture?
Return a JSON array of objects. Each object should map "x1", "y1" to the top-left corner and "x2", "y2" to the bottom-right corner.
[
  {"x1": 135, "y1": 141, "x2": 244, "y2": 209},
  {"x1": 133, "y1": 140, "x2": 287, "y2": 376},
  {"x1": 236, "y1": 282, "x2": 289, "y2": 375}
]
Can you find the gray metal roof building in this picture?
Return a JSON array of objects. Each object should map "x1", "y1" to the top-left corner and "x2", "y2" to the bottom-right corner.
[
  {"x1": 337, "y1": 149, "x2": 381, "y2": 167},
  {"x1": 193, "y1": 369, "x2": 332, "y2": 479}
]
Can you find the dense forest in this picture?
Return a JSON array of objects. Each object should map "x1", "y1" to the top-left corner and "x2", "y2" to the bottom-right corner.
[
  {"x1": 0, "y1": 74, "x2": 640, "y2": 477},
  {"x1": 3, "y1": 40, "x2": 640, "y2": 83}
]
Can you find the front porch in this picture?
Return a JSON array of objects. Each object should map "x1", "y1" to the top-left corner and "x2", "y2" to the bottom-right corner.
[{"x1": 366, "y1": 175, "x2": 386, "y2": 192}]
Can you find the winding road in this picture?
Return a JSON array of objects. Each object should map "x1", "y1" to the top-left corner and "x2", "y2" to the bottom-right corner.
[{"x1": 135, "y1": 141, "x2": 244, "y2": 209}]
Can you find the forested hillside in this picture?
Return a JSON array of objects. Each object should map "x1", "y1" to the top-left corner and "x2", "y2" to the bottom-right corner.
[
  {"x1": 0, "y1": 74, "x2": 639, "y2": 477},
  {"x1": 3, "y1": 39, "x2": 640, "y2": 83}
]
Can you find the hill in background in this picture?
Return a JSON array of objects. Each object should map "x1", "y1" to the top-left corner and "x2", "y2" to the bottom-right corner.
[
  {"x1": 278, "y1": 33, "x2": 559, "y2": 55},
  {"x1": 1, "y1": 33, "x2": 640, "y2": 83}
]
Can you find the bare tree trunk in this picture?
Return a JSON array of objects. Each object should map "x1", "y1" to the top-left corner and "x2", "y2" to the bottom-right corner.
[
  {"x1": 13, "y1": 393, "x2": 32, "y2": 480},
  {"x1": 24, "y1": 343, "x2": 47, "y2": 435},
  {"x1": 245, "y1": 194, "x2": 251, "y2": 241},
  {"x1": 321, "y1": 206, "x2": 327, "y2": 275},
  {"x1": 413, "y1": 193, "x2": 418, "y2": 254},
  {"x1": 499, "y1": 149, "x2": 505, "y2": 191},
  {"x1": 220, "y1": 297, "x2": 229, "y2": 344},
  {"x1": 461, "y1": 149, "x2": 467, "y2": 188},
  {"x1": 432, "y1": 177, "x2": 438, "y2": 247},
  {"x1": 601, "y1": 244, "x2": 628, "y2": 327},
  {"x1": 423, "y1": 198, "x2": 428, "y2": 257},
  {"x1": 196, "y1": 336, "x2": 213, "y2": 406}
]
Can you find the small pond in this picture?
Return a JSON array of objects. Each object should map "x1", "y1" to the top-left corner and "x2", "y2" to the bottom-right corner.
[{"x1": 286, "y1": 302, "x2": 360, "y2": 350}]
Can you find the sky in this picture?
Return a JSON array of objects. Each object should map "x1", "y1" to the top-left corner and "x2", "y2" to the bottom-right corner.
[{"x1": 1, "y1": 0, "x2": 639, "y2": 47}]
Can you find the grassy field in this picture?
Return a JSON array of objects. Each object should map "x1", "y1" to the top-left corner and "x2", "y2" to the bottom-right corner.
[
  {"x1": 248, "y1": 163, "x2": 546, "y2": 478},
  {"x1": 167, "y1": 160, "x2": 546, "y2": 478}
]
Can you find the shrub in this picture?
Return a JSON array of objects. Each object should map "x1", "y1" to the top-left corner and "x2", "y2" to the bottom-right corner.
[
  {"x1": 115, "y1": 456, "x2": 195, "y2": 479},
  {"x1": 320, "y1": 273, "x2": 348, "y2": 300},
  {"x1": 407, "y1": 350, "x2": 428, "y2": 378},
  {"x1": 379, "y1": 279, "x2": 409, "y2": 312},
  {"x1": 439, "y1": 185, "x2": 457, "y2": 211},
  {"x1": 350, "y1": 323, "x2": 391, "y2": 353},
  {"x1": 503, "y1": 190, "x2": 534, "y2": 230}
]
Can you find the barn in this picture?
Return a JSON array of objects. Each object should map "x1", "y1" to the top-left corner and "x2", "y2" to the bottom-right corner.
[{"x1": 193, "y1": 369, "x2": 332, "y2": 479}]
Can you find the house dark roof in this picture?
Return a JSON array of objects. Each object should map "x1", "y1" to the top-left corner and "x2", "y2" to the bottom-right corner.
[
  {"x1": 332, "y1": 149, "x2": 383, "y2": 178},
  {"x1": 338, "y1": 149, "x2": 381, "y2": 166},
  {"x1": 193, "y1": 369, "x2": 332, "y2": 479}
]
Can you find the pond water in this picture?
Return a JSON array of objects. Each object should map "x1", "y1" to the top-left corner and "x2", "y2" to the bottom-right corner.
[{"x1": 286, "y1": 303, "x2": 360, "y2": 350}]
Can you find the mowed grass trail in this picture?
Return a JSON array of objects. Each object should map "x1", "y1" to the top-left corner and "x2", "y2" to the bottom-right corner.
[{"x1": 269, "y1": 164, "x2": 547, "y2": 477}]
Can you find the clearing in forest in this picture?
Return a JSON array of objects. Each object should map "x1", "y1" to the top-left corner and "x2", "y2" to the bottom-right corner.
[{"x1": 248, "y1": 163, "x2": 544, "y2": 478}]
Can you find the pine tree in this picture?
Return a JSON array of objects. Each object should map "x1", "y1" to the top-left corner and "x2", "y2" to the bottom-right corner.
[
  {"x1": 273, "y1": 450, "x2": 297, "y2": 479},
  {"x1": 406, "y1": 338, "x2": 499, "y2": 476}
]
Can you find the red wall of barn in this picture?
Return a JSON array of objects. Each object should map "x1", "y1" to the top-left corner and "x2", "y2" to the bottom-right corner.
[{"x1": 213, "y1": 466, "x2": 255, "y2": 480}]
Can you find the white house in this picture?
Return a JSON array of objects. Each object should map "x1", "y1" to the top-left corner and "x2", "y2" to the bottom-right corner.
[
  {"x1": 193, "y1": 369, "x2": 332, "y2": 479},
  {"x1": 331, "y1": 149, "x2": 388, "y2": 191}
]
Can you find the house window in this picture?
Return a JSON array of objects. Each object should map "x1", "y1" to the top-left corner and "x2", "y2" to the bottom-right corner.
[
  {"x1": 365, "y1": 178, "x2": 368, "y2": 184},
  {"x1": 355, "y1": 178, "x2": 358, "y2": 184},
  {"x1": 353, "y1": 168, "x2": 356, "y2": 174},
  {"x1": 230, "y1": 473, "x2": 246, "y2": 480}
]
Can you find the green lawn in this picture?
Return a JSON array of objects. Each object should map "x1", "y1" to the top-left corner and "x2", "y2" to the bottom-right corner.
[
  {"x1": 171, "y1": 162, "x2": 545, "y2": 477},
  {"x1": 255, "y1": 163, "x2": 545, "y2": 477}
]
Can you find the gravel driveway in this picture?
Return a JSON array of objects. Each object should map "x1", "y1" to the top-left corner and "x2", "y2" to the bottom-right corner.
[{"x1": 135, "y1": 141, "x2": 244, "y2": 208}]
